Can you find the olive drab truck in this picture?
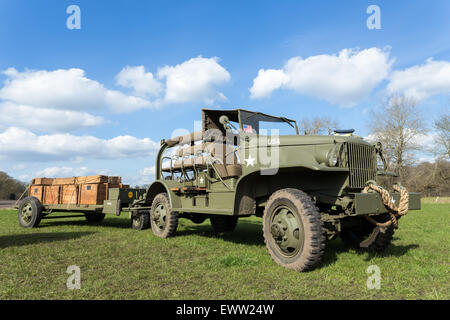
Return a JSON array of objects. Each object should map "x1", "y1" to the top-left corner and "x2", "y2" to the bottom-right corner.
[{"x1": 17, "y1": 109, "x2": 421, "y2": 271}]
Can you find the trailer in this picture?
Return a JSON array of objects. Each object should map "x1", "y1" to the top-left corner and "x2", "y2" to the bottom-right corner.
[{"x1": 16, "y1": 175, "x2": 148, "y2": 229}]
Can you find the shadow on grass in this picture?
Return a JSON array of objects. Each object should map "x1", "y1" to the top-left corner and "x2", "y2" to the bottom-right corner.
[
  {"x1": 362, "y1": 244, "x2": 419, "y2": 261},
  {"x1": 177, "y1": 219, "x2": 265, "y2": 246},
  {"x1": 0, "y1": 232, "x2": 95, "y2": 249},
  {"x1": 179, "y1": 221, "x2": 420, "y2": 269},
  {"x1": 40, "y1": 216, "x2": 131, "y2": 229},
  {"x1": 317, "y1": 239, "x2": 419, "y2": 267}
]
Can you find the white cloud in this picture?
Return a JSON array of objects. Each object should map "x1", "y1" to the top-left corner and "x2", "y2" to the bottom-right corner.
[
  {"x1": 0, "y1": 68, "x2": 106, "y2": 110},
  {"x1": 116, "y1": 66, "x2": 162, "y2": 98},
  {"x1": 0, "y1": 127, "x2": 159, "y2": 162},
  {"x1": 386, "y1": 58, "x2": 450, "y2": 101},
  {"x1": 0, "y1": 101, "x2": 105, "y2": 132},
  {"x1": 104, "y1": 90, "x2": 151, "y2": 113},
  {"x1": 250, "y1": 69, "x2": 289, "y2": 99},
  {"x1": 139, "y1": 166, "x2": 156, "y2": 176},
  {"x1": 250, "y1": 47, "x2": 393, "y2": 106},
  {"x1": 124, "y1": 166, "x2": 156, "y2": 187},
  {"x1": 0, "y1": 58, "x2": 232, "y2": 118},
  {"x1": 157, "y1": 56, "x2": 230, "y2": 104},
  {"x1": 0, "y1": 68, "x2": 151, "y2": 114},
  {"x1": 35, "y1": 166, "x2": 91, "y2": 177},
  {"x1": 412, "y1": 132, "x2": 439, "y2": 151}
]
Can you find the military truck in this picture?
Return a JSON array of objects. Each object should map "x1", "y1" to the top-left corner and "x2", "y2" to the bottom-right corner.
[
  {"x1": 17, "y1": 108, "x2": 421, "y2": 271},
  {"x1": 131, "y1": 108, "x2": 420, "y2": 271}
]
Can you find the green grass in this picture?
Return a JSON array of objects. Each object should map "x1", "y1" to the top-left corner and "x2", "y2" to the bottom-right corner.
[{"x1": 0, "y1": 204, "x2": 448, "y2": 300}]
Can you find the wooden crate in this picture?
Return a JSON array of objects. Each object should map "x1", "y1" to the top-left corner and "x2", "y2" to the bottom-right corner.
[
  {"x1": 108, "y1": 176, "x2": 122, "y2": 184},
  {"x1": 29, "y1": 185, "x2": 43, "y2": 202},
  {"x1": 79, "y1": 183, "x2": 107, "y2": 205},
  {"x1": 61, "y1": 185, "x2": 78, "y2": 204},
  {"x1": 75, "y1": 175, "x2": 108, "y2": 184},
  {"x1": 32, "y1": 178, "x2": 54, "y2": 185},
  {"x1": 44, "y1": 185, "x2": 60, "y2": 204},
  {"x1": 53, "y1": 177, "x2": 75, "y2": 185}
]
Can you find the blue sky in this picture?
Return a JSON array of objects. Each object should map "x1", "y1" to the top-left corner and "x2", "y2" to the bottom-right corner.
[{"x1": 0, "y1": 0, "x2": 449, "y2": 185}]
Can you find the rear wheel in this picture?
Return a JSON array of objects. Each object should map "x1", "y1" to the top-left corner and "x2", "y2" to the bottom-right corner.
[
  {"x1": 85, "y1": 212, "x2": 105, "y2": 223},
  {"x1": 131, "y1": 211, "x2": 150, "y2": 230},
  {"x1": 340, "y1": 213, "x2": 394, "y2": 252},
  {"x1": 210, "y1": 215, "x2": 238, "y2": 233},
  {"x1": 263, "y1": 188, "x2": 325, "y2": 271},
  {"x1": 150, "y1": 193, "x2": 178, "y2": 238},
  {"x1": 18, "y1": 196, "x2": 43, "y2": 228}
]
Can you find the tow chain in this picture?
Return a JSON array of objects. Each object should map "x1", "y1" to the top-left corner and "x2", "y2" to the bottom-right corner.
[{"x1": 359, "y1": 183, "x2": 409, "y2": 248}]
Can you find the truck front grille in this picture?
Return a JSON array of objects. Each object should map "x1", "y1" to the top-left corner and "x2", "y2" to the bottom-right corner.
[{"x1": 344, "y1": 142, "x2": 377, "y2": 189}]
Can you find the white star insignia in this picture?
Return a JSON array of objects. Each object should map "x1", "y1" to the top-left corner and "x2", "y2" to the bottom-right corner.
[
  {"x1": 199, "y1": 177, "x2": 204, "y2": 184},
  {"x1": 245, "y1": 155, "x2": 256, "y2": 167}
]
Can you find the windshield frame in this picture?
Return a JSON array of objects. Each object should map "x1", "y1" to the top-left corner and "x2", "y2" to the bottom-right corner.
[{"x1": 239, "y1": 110, "x2": 299, "y2": 135}]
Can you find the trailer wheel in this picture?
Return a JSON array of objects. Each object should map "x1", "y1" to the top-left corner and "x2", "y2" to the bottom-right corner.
[
  {"x1": 150, "y1": 193, "x2": 178, "y2": 238},
  {"x1": 18, "y1": 196, "x2": 43, "y2": 228},
  {"x1": 131, "y1": 211, "x2": 150, "y2": 230},
  {"x1": 85, "y1": 213, "x2": 105, "y2": 223},
  {"x1": 263, "y1": 188, "x2": 325, "y2": 272},
  {"x1": 210, "y1": 215, "x2": 238, "y2": 233}
]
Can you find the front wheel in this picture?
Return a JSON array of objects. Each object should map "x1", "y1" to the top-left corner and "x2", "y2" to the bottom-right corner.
[
  {"x1": 18, "y1": 196, "x2": 43, "y2": 228},
  {"x1": 263, "y1": 188, "x2": 325, "y2": 271},
  {"x1": 150, "y1": 193, "x2": 178, "y2": 238}
]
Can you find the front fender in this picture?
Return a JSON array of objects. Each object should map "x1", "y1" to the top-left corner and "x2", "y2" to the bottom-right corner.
[{"x1": 146, "y1": 180, "x2": 182, "y2": 209}]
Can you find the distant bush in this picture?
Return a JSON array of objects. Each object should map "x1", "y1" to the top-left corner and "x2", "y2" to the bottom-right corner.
[{"x1": 0, "y1": 172, "x2": 27, "y2": 200}]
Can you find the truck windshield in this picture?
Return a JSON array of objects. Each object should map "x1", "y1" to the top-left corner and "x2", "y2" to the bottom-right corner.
[{"x1": 240, "y1": 111, "x2": 298, "y2": 135}]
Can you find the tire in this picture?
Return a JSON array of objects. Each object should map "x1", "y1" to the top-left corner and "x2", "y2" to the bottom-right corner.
[
  {"x1": 131, "y1": 211, "x2": 150, "y2": 230},
  {"x1": 263, "y1": 188, "x2": 325, "y2": 272},
  {"x1": 18, "y1": 196, "x2": 43, "y2": 228},
  {"x1": 340, "y1": 213, "x2": 394, "y2": 252},
  {"x1": 210, "y1": 215, "x2": 238, "y2": 233},
  {"x1": 150, "y1": 193, "x2": 178, "y2": 238},
  {"x1": 85, "y1": 212, "x2": 105, "y2": 223}
]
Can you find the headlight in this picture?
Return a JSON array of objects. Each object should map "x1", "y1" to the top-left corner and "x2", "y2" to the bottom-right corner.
[{"x1": 327, "y1": 150, "x2": 338, "y2": 166}]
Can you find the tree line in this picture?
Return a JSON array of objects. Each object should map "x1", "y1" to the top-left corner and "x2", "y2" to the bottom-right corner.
[{"x1": 0, "y1": 171, "x2": 27, "y2": 200}]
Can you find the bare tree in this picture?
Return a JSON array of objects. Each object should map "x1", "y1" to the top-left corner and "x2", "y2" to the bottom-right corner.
[
  {"x1": 368, "y1": 94, "x2": 427, "y2": 179},
  {"x1": 434, "y1": 112, "x2": 450, "y2": 158},
  {"x1": 299, "y1": 116, "x2": 339, "y2": 135}
]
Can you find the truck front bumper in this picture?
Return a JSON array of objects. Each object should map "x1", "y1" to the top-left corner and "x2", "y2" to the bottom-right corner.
[{"x1": 353, "y1": 192, "x2": 421, "y2": 215}]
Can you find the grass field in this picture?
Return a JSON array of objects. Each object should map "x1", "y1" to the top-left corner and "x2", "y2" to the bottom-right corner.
[{"x1": 0, "y1": 203, "x2": 448, "y2": 300}]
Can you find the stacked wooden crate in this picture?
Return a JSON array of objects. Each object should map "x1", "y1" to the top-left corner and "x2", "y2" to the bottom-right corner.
[{"x1": 29, "y1": 175, "x2": 127, "y2": 205}]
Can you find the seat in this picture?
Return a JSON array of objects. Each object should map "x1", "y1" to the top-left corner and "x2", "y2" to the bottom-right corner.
[{"x1": 162, "y1": 137, "x2": 242, "y2": 178}]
